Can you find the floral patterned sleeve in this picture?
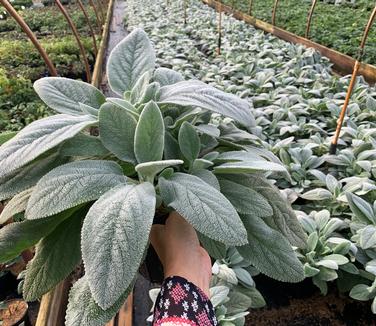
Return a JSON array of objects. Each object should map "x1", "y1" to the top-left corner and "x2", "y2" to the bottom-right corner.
[{"x1": 152, "y1": 276, "x2": 217, "y2": 326}]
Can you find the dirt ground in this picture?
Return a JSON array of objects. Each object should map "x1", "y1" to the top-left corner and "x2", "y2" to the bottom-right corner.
[{"x1": 245, "y1": 276, "x2": 376, "y2": 326}]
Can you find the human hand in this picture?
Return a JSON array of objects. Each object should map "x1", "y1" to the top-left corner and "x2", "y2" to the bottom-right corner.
[{"x1": 149, "y1": 211, "x2": 212, "y2": 296}]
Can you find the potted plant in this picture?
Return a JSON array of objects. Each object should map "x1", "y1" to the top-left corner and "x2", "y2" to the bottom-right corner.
[{"x1": 0, "y1": 28, "x2": 306, "y2": 325}]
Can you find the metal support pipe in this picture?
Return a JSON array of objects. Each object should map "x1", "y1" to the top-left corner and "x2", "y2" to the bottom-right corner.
[
  {"x1": 77, "y1": 0, "x2": 98, "y2": 56},
  {"x1": 55, "y1": 0, "x2": 91, "y2": 82},
  {"x1": 88, "y1": 0, "x2": 102, "y2": 32},
  {"x1": 0, "y1": 0, "x2": 57, "y2": 76},
  {"x1": 305, "y1": 0, "x2": 318, "y2": 39},
  {"x1": 97, "y1": 0, "x2": 106, "y2": 23},
  {"x1": 248, "y1": 0, "x2": 253, "y2": 16},
  {"x1": 330, "y1": 5, "x2": 376, "y2": 154},
  {"x1": 184, "y1": 0, "x2": 187, "y2": 25},
  {"x1": 217, "y1": 2, "x2": 222, "y2": 55},
  {"x1": 271, "y1": 0, "x2": 280, "y2": 26}
]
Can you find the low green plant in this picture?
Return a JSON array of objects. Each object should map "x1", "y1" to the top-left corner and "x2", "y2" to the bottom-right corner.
[
  {"x1": 296, "y1": 209, "x2": 357, "y2": 294},
  {"x1": 0, "y1": 29, "x2": 305, "y2": 325}
]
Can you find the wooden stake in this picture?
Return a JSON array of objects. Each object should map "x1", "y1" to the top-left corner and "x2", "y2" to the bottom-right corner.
[
  {"x1": 305, "y1": 0, "x2": 318, "y2": 39},
  {"x1": 217, "y1": 3, "x2": 222, "y2": 55},
  {"x1": 105, "y1": 293, "x2": 133, "y2": 326},
  {"x1": 0, "y1": 0, "x2": 57, "y2": 76},
  {"x1": 35, "y1": 279, "x2": 71, "y2": 326}
]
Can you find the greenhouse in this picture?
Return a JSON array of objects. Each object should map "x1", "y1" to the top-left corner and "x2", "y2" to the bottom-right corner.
[{"x1": 0, "y1": 0, "x2": 375, "y2": 325}]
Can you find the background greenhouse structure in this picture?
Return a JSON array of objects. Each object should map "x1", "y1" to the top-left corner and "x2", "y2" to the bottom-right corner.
[{"x1": 0, "y1": 0, "x2": 376, "y2": 325}]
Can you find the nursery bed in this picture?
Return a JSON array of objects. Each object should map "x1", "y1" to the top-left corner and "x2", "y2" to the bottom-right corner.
[{"x1": 0, "y1": 2, "x2": 101, "y2": 133}]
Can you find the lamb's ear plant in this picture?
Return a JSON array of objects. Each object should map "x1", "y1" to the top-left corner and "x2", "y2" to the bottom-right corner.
[{"x1": 0, "y1": 28, "x2": 305, "y2": 325}]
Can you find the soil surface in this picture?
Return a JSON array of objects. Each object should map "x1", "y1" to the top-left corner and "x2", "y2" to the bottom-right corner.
[
  {"x1": 246, "y1": 275, "x2": 376, "y2": 326},
  {"x1": 0, "y1": 299, "x2": 28, "y2": 326}
]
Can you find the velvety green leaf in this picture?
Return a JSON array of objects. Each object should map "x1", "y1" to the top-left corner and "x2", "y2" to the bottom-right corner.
[
  {"x1": 0, "y1": 208, "x2": 77, "y2": 263},
  {"x1": 359, "y1": 225, "x2": 376, "y2": 249},
  {"x1": 198, "y1": 232, "x2": 227, "y2": 260},
  {"x1": 322, "y1": 254, "x2": 349, "y2": 265},
  {"x1": 192, "y1": 158, "x2": 213, "y2": 171},
  {"x1": 26, "y1": 160, "x2": 126, "y2": 219},
  {"x1": 153, "y1": 67, "x2": 184, "y2": 86},
  {"x1": 316, "y1": 260, "x2": 338, "y2": 270},
  {"x1": 237, "y1": 215, "x2": 304, "y2": 282},
  {"x1": 34, "y1": 77, "x2": 105, "y2": 115},
  {"x1": 60, "y1": 133, "x2": 109, "y2": 157},
  {"x1": 0, "y1": 188, "x2": 34, "y2": 224},
  {"x1": 178, "y1": 122, "x2": 200, "y2": 162},
  {"x1": 349, "y1": 284, "x2": 372, "y2": 301},
  {"x1": 107, "y1": 28, "x2": 156, "y2": 95},
  {"x1": 346, "y1": 193, "x2": 376, "y2": 224},
  {"x1": 192, "y1": 169, "x2": 220, "y2": 190},
  {"x1": 79, "y1": 103, "x2": 99, "y2": 117},
  {"x1": 214, "y1": 161, "x2": 286, "y2": 174},
  {"x1": 65, "y1": 275, "x2": 134, "y2": 326},
  {"x1": 99, "y1": 103, "x2": 137, "y2": 163},
  {"x1": 226, "y1": 288, "x2": 253, "y2": 314},
  {"x1": 130, "y1": 71, "x2": 152, "y2": 104},
  {"x1": 164, "y1": 131, "x2": 182, "y2": 160},
  {"x1": 23, "y1": 210, "x2": 83, "y2": 301},
  {"x1": 304, "y1": 263, "x2": 320, "y2": 277},
  {"x1": 159, "y1": 173, "x2": 247, "y2": 246},
  {"x1": 195, "y1": 124, "x2": 220, "y2": 138},
  {"x1": 300, "y1": 188, "x2": 333, "y2": 201},
  {"x1": 235, "y1": 286, "x2": 266, "y2": 309},
  {"x1": 106, "y1": 98, "x2": 140, "y2": 119},
  {"x1": 219, "y1": 179, "x2": 272, "y2": 216},
  {"x1": 135, "y1": 160, "x2": 183, "y2": 181},
  {"x1": 365, "y1": 260, "x2": 376, "y2": 275},
  {"x1": 0, "y1": 154, "x2": 66, "y2": 201},
  {"x1": 134, "y1": 101, "x2": 165, "y2": 163},
  {"x1": 210, "y1": 286, "x2": 230, "y2": 307},
  {"x1": 159, "y1": 80, "x2": 255, "y2": 127},
  {"x1": 0, "y1": 114, "x2": 96, "y2": 179},
  {"x1": 233, "y1": 267, "x2": 254, "y2": 287},
  {"x1": 219, "y1": 174, "x2": 306, "y2": 247},
  {"x1": 82, "y1": 183, "x2": 155, "y2": 309}
]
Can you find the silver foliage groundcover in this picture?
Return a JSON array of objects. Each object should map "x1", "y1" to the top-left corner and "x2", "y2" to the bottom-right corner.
[{"x1": 0, "y1": 29, "x2": 306, "y2": 325}]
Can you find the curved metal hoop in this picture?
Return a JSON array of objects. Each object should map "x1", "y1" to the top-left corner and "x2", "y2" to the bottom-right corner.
[
  {"x1": 330, "y1": 5, "x2": 376, "y2": 154},
  {"x1": 55, "y1": 0, "x2": 91, "y2": 82},
  {"x1": 248, "y1": 0, "x2": 253, "y2": 16},
  {"x1": 217, "y1": 2, "x2": 222, "y2": 55},
  {"x1": 88, "y1": 0, "x2": 102, "y2": 31},
  {"x1": 305, "y1": 0, "x2": 318, "y2": 38},
  {"x1": 272, "y1": 0, "x2": 280, "y2": 26},
  {"x1": 96, "y1": 0, "x2": 106, "y2": 23},
  {"x1": 0, "y1": 0, "x2": 57, "y2": 76},
  {"x1": 77, "y1": 0, "x2": 98, "y2": 56}
]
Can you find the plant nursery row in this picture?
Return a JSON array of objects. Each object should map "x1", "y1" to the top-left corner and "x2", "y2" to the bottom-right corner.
[
  {"x1": 220, "y1": 0, "x2": 376, "y2": 65},
  {"x1": 0, "y1": 0, "x2": 100, "y2": 133}
]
